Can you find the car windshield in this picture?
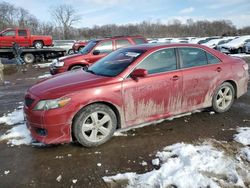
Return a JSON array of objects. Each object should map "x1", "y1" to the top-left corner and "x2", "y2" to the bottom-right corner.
[
  {"x1": 80, "y1": 40, "x2": 98, "y2": 54},
  {"x1": 87, "y1": 48, "x2": 146, "y2": 77}
]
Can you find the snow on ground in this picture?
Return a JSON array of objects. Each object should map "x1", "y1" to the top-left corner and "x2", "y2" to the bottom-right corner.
[
  {"x1": 38, "y1": 73, "x2": 52, "y2": 79},
  {"x1": 104, "y1": 138, "x2": 250, "y2": 187},
  {"x1": 234, "y1": 127, "x2": 250, "y2": 146},
  {"x1": 34, "y1": 62, "x2": 52, "y2": 68},
  {"x1": 0, "y1": 107, "x2": 32, "y2": 146},
  {"x1": 230, "y1": 53, "x2": 250, "y2": 58}
]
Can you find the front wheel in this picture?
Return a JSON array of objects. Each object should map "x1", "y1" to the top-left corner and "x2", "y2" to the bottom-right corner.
[
  {"x1": 212, "y1": 82, "x2": 235, "y2": 113},
  {"x1": 73, "y1": 104, "x2": 117, "y2": 147}
]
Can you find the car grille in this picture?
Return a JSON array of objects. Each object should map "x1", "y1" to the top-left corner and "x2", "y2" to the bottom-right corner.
[{"x1": 25, "y1": 96, "x2": 35, "y2": 107}]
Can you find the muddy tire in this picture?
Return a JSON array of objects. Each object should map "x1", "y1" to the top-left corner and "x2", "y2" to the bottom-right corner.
[
  {"x1": 212, "y1": 82, "x2": 235, "y2": 113},
  {"x1": 33, "y1": 41, "x2": 43, "y2": 49},
  {"x1": 73, "y1": 104, "x2": 117, "y2": 147}
]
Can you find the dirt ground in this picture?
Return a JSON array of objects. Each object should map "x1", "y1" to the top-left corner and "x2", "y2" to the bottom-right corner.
[{"x1": 0, "y1": 58, "x2": 250, "y2": 188}]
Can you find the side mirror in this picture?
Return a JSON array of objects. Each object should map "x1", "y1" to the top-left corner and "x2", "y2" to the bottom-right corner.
[
  {"x1": 93, "y1": 50, "x2": 100, "y2": 55},
  {"x1": 130, "y1": 69, "x2": 148, "y2": 79}
]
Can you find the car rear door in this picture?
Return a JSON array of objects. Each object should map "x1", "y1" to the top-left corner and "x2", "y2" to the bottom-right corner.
[
  {"x1": 177, "y1": 47, "x2": 223, "y2": 111},
  {"x1": 122, "y1": 48, "x2": 183, "y2": 127},
  {"x1": 16, "y1": 29, "x2": 29, "y2": 47}
]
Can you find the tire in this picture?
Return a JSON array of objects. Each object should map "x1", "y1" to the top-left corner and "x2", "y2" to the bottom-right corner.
[
  {"x1": 70, "y1": 65, "x2": 85, "y2": 70},
  {"x1": 23, "y1": 53, "x2": 35, "y2": 64},
  {"x1": 73, "y1": 104, "x2": 117, "y2": 147},
  {"x1": 33, "y1": 41, "x2": 44, "y2": 49},
  {"x1": 212, "y1": 82, "x2": 235, "y2": 113},
  {"x1": 68, "y1": 49, "x2": 74, "y2": 55}
]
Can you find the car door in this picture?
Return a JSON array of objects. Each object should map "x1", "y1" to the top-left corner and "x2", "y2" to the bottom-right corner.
[
  {"x1": 0, "y1": 29, "x2": 16, "y2": 47},
  {"x1": 178, "y1": 47, "x2": 223, "y2": 111},
  {"x1": 122, "y1": 48, "x2": 183, "y2": 126},
  {"x1": 88, "y1": 40, "x2": 113, "y2": 63},
  {"x1": 17, "y1": 29, "x2": 29, "y2": 47}
]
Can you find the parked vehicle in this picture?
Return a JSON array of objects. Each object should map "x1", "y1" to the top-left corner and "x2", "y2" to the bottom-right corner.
[
  {"x1": 53, "y1": 40, "x2": 75, "y2": 55},
  {"x1": 220, "y1": 35, "x2": 250, "y2": 54},
  {"x1": 243, "y1": 42, "x2": 250, "y2": 54},
  {"x1": 202, "y1": 37, "x2": 235, "y2": 49},
  {"x1": 50, "y1": 35, "x2": 148, "y2": 75},
  {"x1": 189, "y1": 37, "x2": 220, "y2": 44},
  {"x1": 24, "y1": 43, "x2": 249, "y2": 147},
  {"x1": 0, "y1": 28, "x2": 53, "y2": 48},
  {"x1": 72, "y1": 40, "x2": 89, "y2": 52}
]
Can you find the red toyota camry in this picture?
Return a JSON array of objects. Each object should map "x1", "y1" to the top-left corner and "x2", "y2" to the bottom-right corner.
[{"x1": 24, "y1": 44, "x2": 249, "y2": 147}]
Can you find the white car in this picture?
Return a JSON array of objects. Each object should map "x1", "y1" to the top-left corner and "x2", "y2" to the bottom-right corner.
[
  {"x1": 53, "y1": 40, "x2": 76, "y2": 55},
  {"x1": 219, "y1": 35, "x2": 250, "y2": 54},
  {"x1": 203, "y1": 37, "x2": 235, "y2": 49}
]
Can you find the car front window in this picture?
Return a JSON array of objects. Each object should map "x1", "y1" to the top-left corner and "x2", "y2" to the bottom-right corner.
[
  {"x1": 87, "y1": 48, "x2": 146, "y2": 77},
  {"x1": 80, "y1": 40, "x2": 98, "y2": 54}
]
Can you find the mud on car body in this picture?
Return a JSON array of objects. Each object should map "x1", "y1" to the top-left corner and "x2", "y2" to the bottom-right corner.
[{"x1": 25, "y1": 43, "x2": 249, "y2": 147}]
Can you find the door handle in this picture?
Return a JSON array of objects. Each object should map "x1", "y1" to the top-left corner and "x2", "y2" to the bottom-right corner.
[
  {"x1": 172, "y1": 75, "x2": 179, "y2": 81},
  {"x1": 216, "y1": 67, "x2": 222, "y2": 72}
]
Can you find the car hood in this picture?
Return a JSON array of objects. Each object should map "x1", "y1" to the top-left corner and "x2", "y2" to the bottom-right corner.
[
  {"x1": 29, "y1": 69, "x2": 111, "y2": 99},
  {"x1": 59, "y1": 53, "x2": 85, "y2": 62}
]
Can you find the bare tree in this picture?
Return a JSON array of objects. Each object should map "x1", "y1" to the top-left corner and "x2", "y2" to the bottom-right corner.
[{"x1": 50, "y1": 4, "x2": 81, "y2": 39}]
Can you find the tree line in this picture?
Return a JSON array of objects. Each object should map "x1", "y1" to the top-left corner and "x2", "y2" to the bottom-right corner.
[{"x1": 0, "y1": 1, "x2": 249, "y2": 40}]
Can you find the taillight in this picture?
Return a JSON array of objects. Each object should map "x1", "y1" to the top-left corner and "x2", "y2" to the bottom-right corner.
[{"x1": 243, "y1": 63, "x2": 249, "y2": 71}]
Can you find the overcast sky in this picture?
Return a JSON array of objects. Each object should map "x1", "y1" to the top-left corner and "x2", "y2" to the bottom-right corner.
[{"x1": 5, "y1": 0, "x2": 250, "y2": 28}]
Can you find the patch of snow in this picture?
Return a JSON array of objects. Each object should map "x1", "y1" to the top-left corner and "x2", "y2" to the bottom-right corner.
[
  {"x1": 234, "y1": 127, "x2": 250, "y2": 146},
  {"x1": 35, "y1": 63, "x2": 52, "y2": 68},
  {"x1": 0, "y1": 109, "x2": 24, "y2": 125},
  {"x1": 240, "y1": 147, "x2": 250, "y2": 162},
  {"x1": 72, "y1": 179, "x2": 77, "y2": 184},
  {"x1": 210, "y1": 111, "x2": 215, "y2": 115},
  {"x1": 97, "y1": 163, "x2": 102, "y2": 167},
  {"x1": 140, "y1": 161, "x2": 147, "y2": 166},
  {"x1": 152, "y1": 158, "x2": 160, "y2": 166},
  {"x1": 0, "y1": 123, "x2": 32, "y2": 145},
  {"x1": 103, "y1": 142, "x2": 249, "y2": 188},
  {"x1": 114, "y1": 131, "x2": 128, "y2": 136},
  {"x1": 230, "y1": 53, "x2": 250, "y2": 58},
  {"x1": 38, "y1": 73, "x2": 52, "y2": 79},
  {"x1": 67, "y1": 154, "x2": 72, "y2": 157},
  {"x1": 56, "y1": 175, "x2": 62, "y2": 182},
  {"x1": 4, "y1": 170, "x2": 10, "y2": 175}
]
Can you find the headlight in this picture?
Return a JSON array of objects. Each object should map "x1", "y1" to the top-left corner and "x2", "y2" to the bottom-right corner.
[
  {"x1": 33, "y1": 97, "x2": 71, "y2": 110},
  {"x1": 51, "y1": 59, "x2": 64, "y2": 67}
]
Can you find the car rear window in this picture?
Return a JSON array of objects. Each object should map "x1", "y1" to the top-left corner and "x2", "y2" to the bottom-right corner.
[
  {"x1": 132, "y1": 38, "x2": 147, "y2": 45},
  {"x1": 206, "y1": 53, "x2": 220, "y2": 64},
  {"x1": 179, "y1": 48, "x2": 208, "y2": 68}
]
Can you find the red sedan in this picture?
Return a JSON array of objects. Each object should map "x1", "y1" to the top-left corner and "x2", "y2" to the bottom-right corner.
[{"x1": 24, "y1": 44, "x2": 249, "y2": 147}]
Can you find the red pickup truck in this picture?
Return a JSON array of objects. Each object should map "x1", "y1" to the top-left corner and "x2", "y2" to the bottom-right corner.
[{"x1": 0, "y1": 28, "x2": 53, "y2": 49}]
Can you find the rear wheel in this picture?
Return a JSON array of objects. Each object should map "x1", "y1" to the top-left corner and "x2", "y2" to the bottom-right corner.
[
  {"x1": 68, "y1": 49, "x2": 74, "y2": 55},
  {"x1": 73, "y1": 104, "x2": 117, "y2": 147},
  {"x1": 33, "y1": 41, "x2": 43, "y2": 49},
  {"x1": 23, "y1": 53, "x2": 35, "y2": 64},
  {"x1": 212, "y1": 82, "x2": 235, "y2": 113}
]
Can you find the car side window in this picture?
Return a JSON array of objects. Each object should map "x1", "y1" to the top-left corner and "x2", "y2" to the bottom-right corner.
[
  {"x1": 136, "y1": 48, "x2": 177, "y2": 74},
  {"x1": 206, "y1": 53, "x2": 220, "y2": 64},
  {"x1": 132, "y1": 38, "x2": 147, "y2": 45},
  {"x1": 94, "y1": 40, "x2": 113, "y2": 54},
  {"x1": 2, "y1": 30, "x2": 15, "y2": 36},
  {"x1": 179, "y1": 48, "x2": 207, "y2": 68},
  {"x1": 115, "y1": 39, "x2": 131, "y2": 49},
  {"x1": 18, "y1": 30, "x2": 27, "y2": 37}
]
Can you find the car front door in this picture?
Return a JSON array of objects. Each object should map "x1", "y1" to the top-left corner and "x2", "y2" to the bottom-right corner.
[
  {"x1": 0, "y1": 29, "x2": 16, "y2": 47},
  {"x1": 88, "y1": 40, "x2": 113, "y2": 63},
  {"x1": 178, "y1": 47, "x2": 223, "y2": 111},
  {"x1": 17, "y1": 29, "x2": 29, "y2": 47},
  {"x1": 122, "y1": 48, "x2": 183, "y2": 127}
]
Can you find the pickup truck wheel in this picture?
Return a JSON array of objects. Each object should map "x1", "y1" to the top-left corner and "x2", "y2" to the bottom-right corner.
[
  {"x1": 73, "y1": 104, "x2": 117, "y2": 147},
  {"x1": 23, "y1": 53, "x2": 35, "y2": 64},
  {"x1": 34, "y1": 41, "x2": 43, "y2": 49}
]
